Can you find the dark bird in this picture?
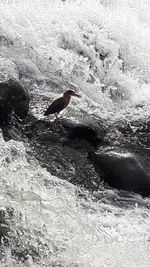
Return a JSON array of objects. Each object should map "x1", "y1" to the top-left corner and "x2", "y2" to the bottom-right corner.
[{"x1": 44, "y1": 90, "x2": 80, "y2": 120}]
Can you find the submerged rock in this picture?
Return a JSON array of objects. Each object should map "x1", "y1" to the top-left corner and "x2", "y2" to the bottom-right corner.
[
  {"x1": 0, "y1": 73, "x2": 29, "y2": 124},
  {"x1": 89, "y1": 150, "x2": 150, "y2": 196}
]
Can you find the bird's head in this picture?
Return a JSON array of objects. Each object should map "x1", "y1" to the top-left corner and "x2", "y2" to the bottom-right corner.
[{"x1": 63, "y1": 90, "x2": 81, "y2": 98}]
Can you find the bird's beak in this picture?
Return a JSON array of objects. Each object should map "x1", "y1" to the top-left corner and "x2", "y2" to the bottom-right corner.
[{"x1": 73, "y1": 93, "x2": 81, "y2": 98}]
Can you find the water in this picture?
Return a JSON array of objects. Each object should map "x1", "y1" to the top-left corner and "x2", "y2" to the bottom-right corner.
[{"x1": 0, "y1": 0, "x2": 150, "y2": 266}]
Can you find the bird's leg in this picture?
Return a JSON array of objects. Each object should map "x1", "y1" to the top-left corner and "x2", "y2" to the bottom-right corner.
[
  {"x1": 54, "y1": 113, "x2": 61, "y2": 123},
  {"x1": 55, "y1": 112, "x2": 59, "y2": 120}
]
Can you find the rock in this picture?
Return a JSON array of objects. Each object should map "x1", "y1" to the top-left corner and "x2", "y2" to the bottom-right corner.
[
  {"x1": 0, "y1": 73, "x2": 29, "y2": 124},
  {"x1": 23, "y1": 116, "x2": 100, "y2": 191},
  {"x1": 89, "y1": 150, "x2": 150, "y2": 196},
  {"x1": 61, "y1": 115, "x2": 104, "y2": 147}
]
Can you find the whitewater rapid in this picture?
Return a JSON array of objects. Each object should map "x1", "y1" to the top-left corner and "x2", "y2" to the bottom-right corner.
[
  {"x1": 2, "y1": 0, "x2": 150, "y2": 120},
  {"x1": 1, "y1": 0, "x2": 150, "y2": 266}
]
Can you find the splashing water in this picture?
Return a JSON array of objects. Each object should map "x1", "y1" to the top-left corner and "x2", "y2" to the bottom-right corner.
[
  {"x1": 1, "y1": 0, "x2": 150, "y2": 119},
  {"x1": 0, "y1": 131, "x2": 150, "y2": 267},
  {"x1": 0, "y1": 0, "x2": 150, "y2": 266}
]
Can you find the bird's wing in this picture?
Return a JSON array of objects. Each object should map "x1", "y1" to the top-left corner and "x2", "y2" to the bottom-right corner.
[{"x1": 44, "y1": 97, "x2": 65, "y2": 116}]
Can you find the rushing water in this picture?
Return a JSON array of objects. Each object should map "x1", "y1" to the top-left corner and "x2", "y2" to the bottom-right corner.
[{"x1": 1, "y1": 0, "x2": 150, "y2": 266}]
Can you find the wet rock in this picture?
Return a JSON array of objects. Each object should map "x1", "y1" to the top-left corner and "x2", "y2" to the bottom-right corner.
[
  {"x1": 0, "y1": 72, "x2": 29, "y2": 124},
  {"x1": 62, "y1": 116, "x2": 104, "y2": 147},
  {"x1": 24, "y1": 116, "x2": 101, "y2": 191},
  {"x1": 89, "y1": 150, "x2": 150, "y2": 196}
]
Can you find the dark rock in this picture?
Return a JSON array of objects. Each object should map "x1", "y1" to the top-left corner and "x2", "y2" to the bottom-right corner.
[
  {"x1": 0, "y1": 73, "x2": 29, "y2": 124},
  {"x1": 24, "y1": 116, "x2": 101, "y2": 191},
  {"x1": 89, "y1": 150, "x2": 150, "y2": 196},
  {"x1": 61, "y1": 116, "x2": 104, "y2": 147}
]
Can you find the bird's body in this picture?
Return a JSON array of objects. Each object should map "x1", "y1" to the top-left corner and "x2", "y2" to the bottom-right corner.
[
  {"x1": 44, "y1": 96, "x2": 69, "y2": 116},
  {"x1": 44, "y1": 90, "x2": 80, "y2": 120}
]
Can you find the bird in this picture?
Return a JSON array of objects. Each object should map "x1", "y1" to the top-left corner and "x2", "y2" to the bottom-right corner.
[{"x1": 44, "y1": 90, "x2": 80, "y2": 120}]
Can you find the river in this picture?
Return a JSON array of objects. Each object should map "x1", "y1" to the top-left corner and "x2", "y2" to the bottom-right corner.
[{"x1": 0, "y1": 0, "x2": 150, "y2": 266}]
